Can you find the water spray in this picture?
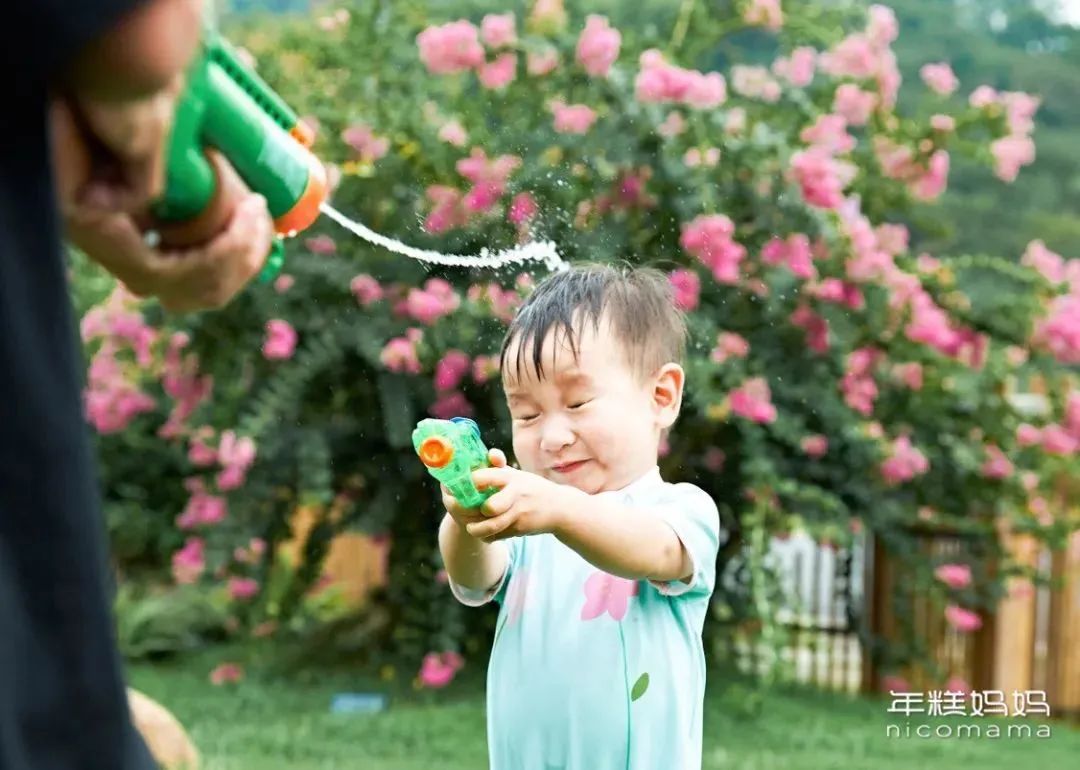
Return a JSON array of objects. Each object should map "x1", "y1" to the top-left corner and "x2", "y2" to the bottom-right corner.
[{"x1": 147, "y1": 23, "x2": 566, "y2": 280}]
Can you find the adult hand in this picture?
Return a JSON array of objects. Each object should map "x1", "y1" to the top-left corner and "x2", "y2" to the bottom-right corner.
[{"x1": 52, "y1": 99, "x2": 273, "y2": 313}]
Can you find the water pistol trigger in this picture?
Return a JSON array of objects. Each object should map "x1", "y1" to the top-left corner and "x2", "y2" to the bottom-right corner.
[{"x1": 258, "y1": 237, "x2": 286, "y2": 283}]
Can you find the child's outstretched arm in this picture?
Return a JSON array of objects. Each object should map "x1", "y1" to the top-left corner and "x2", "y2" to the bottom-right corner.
[
  {"x1": 553, "y1": 493, "x2": 693, "y2": 583},
  {"x1": 437, "y1": 448, "x2": 510, "y2": 593},
  {"x1": 467, "y1": 466, "x2": 720, "y2": 586}
]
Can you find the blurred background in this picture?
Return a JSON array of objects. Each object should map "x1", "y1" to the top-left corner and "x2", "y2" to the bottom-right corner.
[{"x1": 74, "y1": 1, "x2": 1079, "y2": 768}]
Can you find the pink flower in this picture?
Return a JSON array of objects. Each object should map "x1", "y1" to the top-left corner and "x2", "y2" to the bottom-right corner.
[
  {"x1": 430, "y1": 391, "x2": 473, "y2": 420},
  {"x1": 550, "y1": 101, "x2": 597, "y2": 134},
  {"x1": 418, "y1": 652, "x2": 464, "y2": 688},
  {"x1": 820, "y1": 34, "x2": 877, "y2": 80},
  {"x1": 635, "y1": 50, "x2": 726, "y2": 109},
  {"x1": 529, "y1": 0, "x2": 567, "y2": 34},
  {"x1": 526, "y1": 47, "x2": 559, "y2": 76},
  {"x1": 1041, "y1": 424, "x2": 1078, "y2": 455},
  {"x1": 815, "y1": 278, "x2": 865, "y2": 309},
  {"x1": 868, "y1": 4, "x2": 899, "y2": 45},
  {"x1": 273, "y1": 274, "x2": 295, "y2": 293},
  {"x1": 1065, "y1": 391, "x2": 1080, "y2": 436},
  {"x1": 263, "y1": 320, "x2": 297, "y2": 360},
  {"x1": 920, "y1": 62, "x2": 958, "y2": 95},
  {"x1": 880, "y1": 435, "x2": 930, "y2": 485},
  {"x1": 228, "y1": 577, "x2": 260, "y2": 601},
  {"x1": 581, "y1": 571, "x2": 639, "y2": 621},
  {"x1": 743, "y1": 0, "x2": 783, "y2": 30},
  {"x1": 762, "y1": 233, "x2": 816, "y2": 279},
  {"x1": 679, "y1": 214, "x2": 747, "y2": 284},
  {"x1": 990, "y1": 135, "x2": 1036, "y2": 182},
  {"x1": 350, "y1": 274, "x2": 384, "y2": 306},
  {"x1": 305, "y1": 234, "x2": 336, "y2": 254},
  {"x1": 791, "y1": 305, "x2": 829, "y2": 353},
  {"x1": 872, "y1": 226, "x2": 908, "y2": 261},
  {"x1": 729, "y1": 378, "x2": 778, "y2": 424},
  {"x1": 881, "y1": 674, "x2": 910, "y2": 694},
  {"x1": 216, "y1": 431, "x2": 256, "y2": 491},
  {"x1": 833, "y1": 84, "x2": 876, "y2": 125},
  {"x1": 472, "y1": 354, "x2": 500, "y2": 385},
  {"x1": 731, "y1": 65, "x2": 782, "y2": 102},
  {"x1": 1033, "y1": 294, "x2": 1080, "y2": 364},
  {"x1": 893, "y1": 362, "x2": 924, "y2": 390},
  {"x1": 508, "y1": 192, "x2": 539, "y2": 226},
  {"x1": 480, "y1": 13, "x2": 516, "y2": 48},
  {"x1": 658, "y1": 111, "x2": 687, "y2": 138},
  {"x1": 456, "y1": 149, "x2": 521, "y2": 211},
  {"x1": 576, "y1": 15, "x2": 621, "y2": 77},
  {"x1": 380, "y1": 336, "x2": 422, "y2": 374},
  {"x1": 210, "y1": 663, "x2": 243, "y2": 685},
  {"x1": 802, "y1": 435, "x2": 829, "y2": 458},
  {"x1": 712, "y1": 332, "x2": 750, "y2": 364},
  {"x1": 931, "y1": 114, "x2": 955, "y2": 132},
  {"x1": 438, "y1": 120, "x2": 468, "y2": 147},
  {"x1": 944, "y1": 605, "x2": 982, "y2": 633},
  {"x1": 981, "y1": 445, "x2": 1013, "y2": 479},
  {"x1": 935, "y1": 564, "x2": 972, "y2": 590},
  {"x1": 188, "y1": 429, "x2": 217, "y2": 466},
  {"x1": 341, "y1": 124, "x2": 389, "y2": 164},
  {"x1": 423, "y1": 185, "x2": 468, "y2": 233},
  {"x1": 910, "y1": 150, "x2": 950, "y2": 201},
  {"x1": 417, "y1": 21, "x2": 485, "y2": 74},
  {"x1": 434, "y1": 350, "x2": 471, "y2": 391},
  {"x1": 668, "y1": 269, "x2": 701, "y2": 311},
  {"x1": 1016, "y1": 423, "x2": 1042, "y2": 447},
  {"x1": 172, "y1": 537, "x2": 205, "y2": 584},
  {"x1": 1021, "y1": 240, "x2": 1072, "y2": 287},
  {"x1": 177, "y1": 487, "x2": 227, "y2": 529},
  {"x1": 405, "y1": 283, "x2": 459, "y2": 325},
  {"x1": 772, "y1": 46, "x2": 815, "y2": 87},
  {"x1": 478, "y1": 52, "x2": 517, "y2": 89},
  {"x1": 790, "y1": 148, "x2": 856, "y2": 209},
  {"x1": 945, "y1": 676, "x2": 971, "y2": 695},
  {"x1": 841, "y1": 347, "x2": 880, "y2": 416},
  {"x1": 800, "y1": 114, "x2": 855, "y2": 155}
]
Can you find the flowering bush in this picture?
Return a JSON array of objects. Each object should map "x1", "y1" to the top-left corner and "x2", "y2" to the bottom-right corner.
[{"x1": 78, "y1": 0, "x2": 1078, "y2": 682}]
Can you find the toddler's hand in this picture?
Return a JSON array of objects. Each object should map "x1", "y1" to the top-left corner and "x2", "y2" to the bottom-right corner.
[
  {"x1": 465, "y1": 466, "x2": 580, "y2": 543},
  {"x1": 442, "y1": 448, "x2": 507, "y2": 534}
]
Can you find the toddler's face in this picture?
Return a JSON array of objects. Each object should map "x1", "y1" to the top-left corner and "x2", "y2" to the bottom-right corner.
[{"x1": 501, "y1": 318, "x2": 682, "y2": 494}]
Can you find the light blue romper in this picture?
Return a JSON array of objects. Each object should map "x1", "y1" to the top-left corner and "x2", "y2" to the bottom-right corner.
[{"x1": 450, "y1": 466, "x2": 723, "y2": 770}]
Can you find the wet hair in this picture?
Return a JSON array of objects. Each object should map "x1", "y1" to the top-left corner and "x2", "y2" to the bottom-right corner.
[{"x1": 499, "y1": 262, "x2": 688, "y2": 382}]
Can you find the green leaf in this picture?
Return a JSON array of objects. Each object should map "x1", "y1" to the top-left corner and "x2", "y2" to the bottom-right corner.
[{"x1": 631, "y1": 672, "x2": 650, "y2": 702}]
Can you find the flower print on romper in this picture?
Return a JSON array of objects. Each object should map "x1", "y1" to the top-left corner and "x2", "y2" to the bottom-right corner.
[
  {"x1": 580, "y1": 571, "x2": 639, "y2": 621},
  {"x1": 504, "y1": 569, "x2": 530, "y2": 626}
]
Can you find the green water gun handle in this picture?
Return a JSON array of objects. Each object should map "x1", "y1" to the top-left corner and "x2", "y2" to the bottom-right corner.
[
  {"x1": 150, "y1": 22, "x2": 326, "y2": 282},
  {"x1": 412, "y1": 417, "x2": 497, "y2": 509}
]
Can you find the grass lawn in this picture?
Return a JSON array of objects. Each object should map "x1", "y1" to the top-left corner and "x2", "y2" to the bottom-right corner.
[{"x1": 129, "y1": 648, "x2": 1080, "y2": 770}]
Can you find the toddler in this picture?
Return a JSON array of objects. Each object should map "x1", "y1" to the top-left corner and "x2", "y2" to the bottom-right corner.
[{"x1": 437, "y1": 263, "x2": 723, "y2": 770}]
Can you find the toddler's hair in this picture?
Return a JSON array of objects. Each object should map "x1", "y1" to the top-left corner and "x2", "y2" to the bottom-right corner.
[{"x1": 500, "y1": 262, "x2": 688, "y2": 381}]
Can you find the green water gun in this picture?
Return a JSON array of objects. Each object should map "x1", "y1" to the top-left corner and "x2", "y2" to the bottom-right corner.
[
  {"x1": 148, "y1": 18, "x2": 327, "y2": 281},
  {"x1": 412, "y1": 418, "x2": 497, "y2": 509}
]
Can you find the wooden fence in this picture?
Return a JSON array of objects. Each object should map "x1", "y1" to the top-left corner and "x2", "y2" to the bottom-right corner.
[{"x1": 862, "y1": 526, "x2": 1079, "y2": 721}]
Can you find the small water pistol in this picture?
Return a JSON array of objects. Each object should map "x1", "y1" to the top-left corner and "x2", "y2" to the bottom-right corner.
[
  {"x1": 412, "y1": 417, "x2": 496, "y2": 509},
  {"x1": 148, "y1": 19, "x2": 327, "y2": 281}
]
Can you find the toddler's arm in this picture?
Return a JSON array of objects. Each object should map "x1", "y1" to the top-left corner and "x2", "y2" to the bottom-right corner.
[
  {"x1": 438, "y1": 512, "x2": 509, "y2": 594},
  {"x1": 552, "y1": 484, "x2": 720, "y2": 591}
]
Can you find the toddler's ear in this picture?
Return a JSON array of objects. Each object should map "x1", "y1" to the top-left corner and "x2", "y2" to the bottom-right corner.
[{"x1": 653, "y1": 362, "x2": 685, "y2": 428}]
